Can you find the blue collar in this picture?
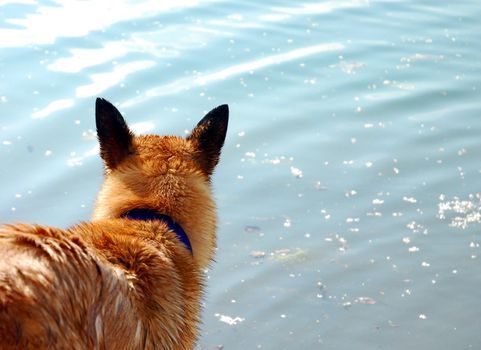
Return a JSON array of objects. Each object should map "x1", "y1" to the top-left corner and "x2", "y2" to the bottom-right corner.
[{"x1": 121, "y1": 209, "x2": 193, "y2": 254}]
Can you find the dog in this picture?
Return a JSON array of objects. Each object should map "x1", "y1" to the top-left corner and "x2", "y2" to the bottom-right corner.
[{"x1": 0, "y1": 98, "x2": 229, "y2": 349}]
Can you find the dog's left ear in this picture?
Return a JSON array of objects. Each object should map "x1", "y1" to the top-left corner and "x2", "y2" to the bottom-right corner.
[
  {"x1": 96, "y1": 97, "x2": 135, "y2": 169},
  {"x1": 188, "y1": 104, "x2": 229, "y2": 176}
]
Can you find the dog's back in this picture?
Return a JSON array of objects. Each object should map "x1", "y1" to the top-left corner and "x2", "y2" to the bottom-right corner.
[{"x1": 0, "y1": 99, "x2": 228, "y2": 349}]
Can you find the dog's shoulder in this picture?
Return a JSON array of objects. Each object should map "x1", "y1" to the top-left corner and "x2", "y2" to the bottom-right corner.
[
  {"x1": 71, "y1": 220, "x2": 203, "y2": 347},
  {"x1": 0, "y1": 221, "x2": 201, "y2": 348}
]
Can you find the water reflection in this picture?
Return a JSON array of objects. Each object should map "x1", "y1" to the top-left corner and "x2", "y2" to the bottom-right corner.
[
  {"x1": 76, "y1": 60, "x2": 156, "y2": 97},
  {"x1": 121, "y1": 42, "x2": 343, "y2": 106},
  {"x1": 0, "y1": 0, "x2": 214, "y2": 48},
  {"x1": 32, "y1": 98, "x2": 74, "y2": 119}
]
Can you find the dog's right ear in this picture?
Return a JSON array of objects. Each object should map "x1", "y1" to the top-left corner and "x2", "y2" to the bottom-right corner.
[
  {"x1": 188, "y1": 104, "x2": 229, "y2": 177},
  {"x1": 95, "y1": 97, "x2": 134, "y2": 169}
]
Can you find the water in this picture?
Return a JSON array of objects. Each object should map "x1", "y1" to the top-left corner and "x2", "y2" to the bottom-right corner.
[{"x1": 1, "y1": 0, "x2": 481, "y2": 349}]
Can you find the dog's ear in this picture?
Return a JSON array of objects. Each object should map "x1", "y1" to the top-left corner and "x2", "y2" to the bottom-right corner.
[
  {"x1": 188, "y1": 104, "x2": 229, "y2": 176},
  {"x1": 95, "y1": 98, "x2": 134, "y2": 169}
]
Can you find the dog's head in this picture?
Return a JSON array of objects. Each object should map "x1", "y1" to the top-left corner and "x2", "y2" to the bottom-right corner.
[{"x1": 92, "y1": 98, "x2": 228, "y2": 267}]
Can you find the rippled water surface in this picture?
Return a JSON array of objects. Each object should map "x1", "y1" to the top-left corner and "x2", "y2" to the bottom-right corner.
[{"x1": 1, "y1": 1, "x2": 481, "y2": 349}]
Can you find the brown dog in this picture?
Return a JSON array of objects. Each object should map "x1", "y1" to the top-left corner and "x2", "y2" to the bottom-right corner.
[{"x1": 0, "y1": 98, "x2": 229, "y2": 349}]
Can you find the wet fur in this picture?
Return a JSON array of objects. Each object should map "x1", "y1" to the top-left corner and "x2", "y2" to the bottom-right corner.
[{"x1": 0, "y1": 98, "x2": 228, "y2": 349}]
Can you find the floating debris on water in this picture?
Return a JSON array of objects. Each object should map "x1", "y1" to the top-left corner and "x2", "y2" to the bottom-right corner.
[
  {"x1": 403, "y1": 196, "x2": 417, "y2": 204},
  {"x1": 244, "y1": 225, "x2": 261, "y2": 234},
  {"x1": 263, "y1": 155, "x2": 292, "y2": 165},
  {"x1": 316, "y1": 282, "x2": 328, "y2": 299},
  {"x1": 406, "y1": 221, "x2": 428, "y2": 234},
  {"x1": 271, "y1": 248, "x2": 308, "y2": 262},
  {"x1": 215, "y1": 313, "x2": 245, "y2": 326},
  {"x1": 345, "y1": 189, "x2": 357, "y2": 197},
  {"x1": 290, "y1": 166, "x2": 303, "y2": 178},
  {"x1": 250, "y1": 250, "x2": 266, "y2": 258},
  {"x1": 249, "y1": 247, "x2": 309, "y2": 262},
  {"x1": 355, "y1": 296, "x2": 376, "y2": 305},
  {"x1": 437, "y1": 193, "x2": 481, "y2": 229},
  {"x1": 321, "y1": 209, "x2": 331, "y2": 220},
  {"x1": 382, "y1": 79, "x2": 415, "y2": 90},
  {"x1": 342, "y1": 296, "x2": 376, "y2": 309}
]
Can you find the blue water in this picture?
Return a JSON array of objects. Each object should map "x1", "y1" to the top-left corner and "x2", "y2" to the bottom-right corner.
[{"x1": 1, "y1": 1, "x2": 481, "y2": 349}]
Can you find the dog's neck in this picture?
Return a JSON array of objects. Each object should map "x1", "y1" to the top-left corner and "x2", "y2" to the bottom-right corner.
[{"x1": 121, "y1": 209, "x2": 193, "y2": 254}]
